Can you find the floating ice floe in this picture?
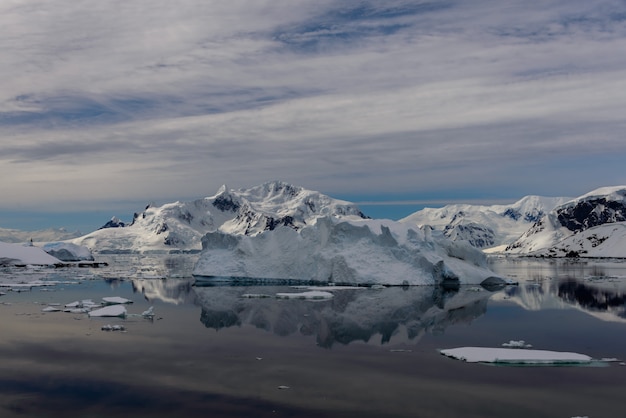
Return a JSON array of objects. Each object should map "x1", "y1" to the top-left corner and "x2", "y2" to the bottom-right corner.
[
  {"x1": 88, "y1": 305, "x2": 127, "y2": 318},
  {"x1": 502, "y1": 340, "x2": 533, "y2": 349},
  {"x1": 102, "y1": 296, "x2": 133, "y2": 305},
  {"x1": 440, "y1": 347, "x2": 593, "y2": 365},
  {"x1": 41, "y1": 306, "x2": 62, "y2": 312},
  {"x1": 65, "y1": 299, "x2": 100, "y2": 309},
  {"x1": 275, "y1": 291, "x2": 334, "y2": 300}
]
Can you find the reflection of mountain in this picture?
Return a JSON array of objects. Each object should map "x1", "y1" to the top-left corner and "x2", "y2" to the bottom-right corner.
[
  {"x1": 193, "y1": 286, "x2": 494, "y2": 348},
  {"x1": 558, "y1": 280, "x2": 626, "y2": 319},
  {"x1": 496, "y1": 279, "x2": 626, "y2": 322}
]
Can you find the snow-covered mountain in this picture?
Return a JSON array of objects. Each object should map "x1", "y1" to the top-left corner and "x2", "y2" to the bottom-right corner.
[
  {"x1": 0, "y1": 227, "x2": 81, "y2": 244},
  {"x1": 400, "y1": 196, "x2": 570, "y2": 249},
  {"x1": 505, "y1": 186, "x2": 626, "y2": 258},
  {"x1": 72, "y1": 181, "x2": 368, "y2": 254}
]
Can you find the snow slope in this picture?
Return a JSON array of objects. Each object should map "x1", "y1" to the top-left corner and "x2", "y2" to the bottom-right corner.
[
  {"x1": 400, "y1": 196, "x2": 569, "y2": 249},
  {"x1": 193, "y1": 215, "x2": 509, "y2": 286},
  {"x1": 0, "y1": 242, "x2": 63, "y2": 266},
  {"x1": 505, "y1": 186, "x2": 626, "y2": 258},
  {"x1": 72, "y1": 181, "x2": 367, "y2": 254}
]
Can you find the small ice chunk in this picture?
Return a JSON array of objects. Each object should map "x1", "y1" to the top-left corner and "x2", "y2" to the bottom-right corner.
[
  {"x1": 141, "y1": 306, "x2": 155, "y2": 318},
  {"x1": 275, "y1": 291, "x2": 334, "y2": 300},
  {"x1": 441, "y1": 347, "x2": 593, "y2": 365},
  {"x1": 102, "y1": 296, "x2": 133, "y2": 305},
  {"x1": 277, "y1": 385, "x2": 290, "y2": 390},
  {"x1": 42, "y1": 306, "x2": 61, "y2": 312},
  {"x1": 88, "y1": 305, "x2": 127, "y2": 318},
  {"x1": 65, "y1": 299, "x2": 99, "y2": 309},
  {"x1": 65, "y1": 308, "x2": 90, "y2": 314},
  {"x1": 502, "y1": 340, "x2": 533, "y2": 349},
  {"x1": 101, "y1": 324, "x2": 126, "y2": 331},
  {"x1": 241, "y1": 294, "x2": 272, "y2": 298}
]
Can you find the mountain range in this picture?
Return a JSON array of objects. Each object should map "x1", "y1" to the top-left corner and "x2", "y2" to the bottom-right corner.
[
  {"x1": 399, "y1": 195, "x2": 570, "y2": 249},
  {"x1": 1, "y1": 182, "x2": 625, "y2": 272}
]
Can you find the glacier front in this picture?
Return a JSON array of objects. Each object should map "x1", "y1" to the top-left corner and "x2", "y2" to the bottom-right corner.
[{"x1": 193, "y1": 216, "x2": 510, "y2": 286}]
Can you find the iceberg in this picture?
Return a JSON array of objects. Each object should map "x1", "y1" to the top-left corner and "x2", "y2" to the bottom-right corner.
[
  {"x1": 194, "y1": 216, "x2": 512, "y2": 286},
  {"x1": 440, "y1": 347, "x2": 593, "y2": 365},
  {"x1": 42, "y1": 242, "x2": 94, "y2": 262}
]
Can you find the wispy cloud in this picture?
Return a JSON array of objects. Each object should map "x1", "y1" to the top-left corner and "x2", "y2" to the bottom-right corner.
[{"x1": 1, "y1": 0, "x2": 625, "y2": 216}]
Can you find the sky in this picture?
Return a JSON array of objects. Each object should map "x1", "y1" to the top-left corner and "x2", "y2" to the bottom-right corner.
[{"x1": 2, "y1": 0, "x2": 626, "y2": 233}]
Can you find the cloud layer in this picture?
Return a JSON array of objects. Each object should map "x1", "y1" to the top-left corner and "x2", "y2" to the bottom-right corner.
[{"x1": 2, "y1": 0, "x2": 626, "y2": 214}]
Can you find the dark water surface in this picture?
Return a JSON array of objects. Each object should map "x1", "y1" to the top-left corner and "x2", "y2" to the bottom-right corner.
[{"x1": 1, "y1": 256, "x2": 625, "y2": 417}]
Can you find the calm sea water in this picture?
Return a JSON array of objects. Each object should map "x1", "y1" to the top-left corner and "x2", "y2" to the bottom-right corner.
[{"x1": 1, "y1": 256, "x2": 625, "y2": 418}]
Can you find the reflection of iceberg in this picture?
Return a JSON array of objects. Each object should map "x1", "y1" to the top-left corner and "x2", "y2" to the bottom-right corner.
[
  {"x1": 193, "y1": 285, "x2": 496, "y2": 348},
  {"x1": 131, "y1": 278, "x2": 195, "y2": 305}
]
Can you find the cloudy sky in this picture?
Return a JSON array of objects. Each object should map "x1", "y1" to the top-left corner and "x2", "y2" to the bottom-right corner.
[{"x1": 2, "y1": 0, "x2": 626, "y2": 232}]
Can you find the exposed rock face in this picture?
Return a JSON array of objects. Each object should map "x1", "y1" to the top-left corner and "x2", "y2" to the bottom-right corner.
[
  {"x1": 99, "y1": 217, "x2": 127, "y2": 229},
  {"x1": 556, "y1": 197, "x2": 626, "y2": 232}
]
